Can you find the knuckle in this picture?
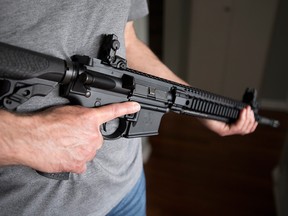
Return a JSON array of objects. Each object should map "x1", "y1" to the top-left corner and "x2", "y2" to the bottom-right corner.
[
  {"x1": 73, "y1": 163, "x2": 86, "y2": 174},
  {"x1": 70, "y1": 156, "x2": 87, "y2": 173},
  {"x1": 89, "y1": 132, "x2": 103, "y2": 149}
]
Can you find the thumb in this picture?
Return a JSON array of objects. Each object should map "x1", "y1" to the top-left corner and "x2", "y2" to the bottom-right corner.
[{"x1": 96, "y1": 102, "x2": 141, "y2": 125}]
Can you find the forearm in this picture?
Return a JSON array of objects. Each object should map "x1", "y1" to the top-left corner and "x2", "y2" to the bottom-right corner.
[{"x1": 0, "y1": 110, "x2": 25, "y2": 166}]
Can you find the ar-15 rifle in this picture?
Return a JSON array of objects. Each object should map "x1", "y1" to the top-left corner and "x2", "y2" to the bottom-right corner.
[{"x1": 0, "y1": 34, "x2": 279, "y2": 180}]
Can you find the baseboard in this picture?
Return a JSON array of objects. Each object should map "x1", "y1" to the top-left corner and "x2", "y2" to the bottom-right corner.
[{"x1": 260, "y1": 99, "x2": 288, "y2": 112}]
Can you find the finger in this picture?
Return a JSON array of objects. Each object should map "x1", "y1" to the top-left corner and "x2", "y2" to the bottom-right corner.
[
  {"x1": 96, "y1": 102, "x2": 141, "y2": 125},
  {"x1": 229, "y1": 107, "x2": 252, "y2": 135},
  {"x1": 231, "y1": 108, "x2": 247, "y2": 132},
  {"x1": 240, "y1": 106, "x2": 255, "y2": 134},
  {"x1": 75, "y1": 163, "x2": 87, "y2": 174},
  {"x1": 242, "y1": 106, "x2": 253, "y2": 133},
  {"x1": 244, "y1": 107, "x2": 258, "y2": 134},
  {"x1": 247, "y1": 107, "x2": 256, "y2": 130},
  {"x1": 249, "y1": 119, "x2": 258, "y2": 133}
]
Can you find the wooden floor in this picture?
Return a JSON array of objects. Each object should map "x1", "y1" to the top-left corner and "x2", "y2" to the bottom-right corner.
[{"x1": 144, "y1": 110, "x2": 288, "y2": 216}]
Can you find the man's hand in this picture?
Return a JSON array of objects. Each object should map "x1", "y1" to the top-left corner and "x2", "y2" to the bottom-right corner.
[
  {"x1": 200, "y1": 106, "x2": 258, "y2": 136},
  {"x1": 0, "y1": 102, "x2": 141, "y2": 173}
]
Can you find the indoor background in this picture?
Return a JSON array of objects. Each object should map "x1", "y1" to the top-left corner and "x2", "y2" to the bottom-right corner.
[{"x1": 134, "y1": 0, "x2": 288, "y2": 215}]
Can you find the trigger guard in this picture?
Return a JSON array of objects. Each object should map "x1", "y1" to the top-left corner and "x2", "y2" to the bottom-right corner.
[{"x1": 102, "y1": 117, "x2": 127, "y2": 139}]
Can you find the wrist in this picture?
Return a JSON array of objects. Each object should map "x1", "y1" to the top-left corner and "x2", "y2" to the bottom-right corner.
[
  {"x1": 0, "y1": 110, "x2": 33, "y2": 166},
  {"x1": 0, "y1": 110, "x2": 17, "y2": 165}
]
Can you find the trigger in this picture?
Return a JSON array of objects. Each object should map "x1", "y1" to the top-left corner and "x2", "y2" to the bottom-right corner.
[
  {"x1": 125, "y1": 112, "x2": 139, "y2": 123},
  {"x1": 102, "y1": 123, "x2": 107, "y2": 132}
]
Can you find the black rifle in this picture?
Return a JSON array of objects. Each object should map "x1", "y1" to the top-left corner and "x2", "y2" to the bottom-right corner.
[{"x1": 0, "y1": 34, "x2": 279, "y2": 180}]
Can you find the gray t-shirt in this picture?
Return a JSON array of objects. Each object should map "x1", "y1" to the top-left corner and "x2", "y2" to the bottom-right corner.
[{"x1": 0, "y1": 1, "x2": 148, "y2": 215}]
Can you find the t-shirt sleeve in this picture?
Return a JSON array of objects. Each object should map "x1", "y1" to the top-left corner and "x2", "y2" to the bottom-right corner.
[{"x1": 128, "y1": 0, "x2": 149, "y2": 21}]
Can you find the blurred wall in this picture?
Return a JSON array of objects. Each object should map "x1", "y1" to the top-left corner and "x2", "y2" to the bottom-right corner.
[
  {"x1": 261, "y1": 0, "x2": 288, "y2": 111},
  {"x1": 163, "y1": 0, "x2": 191, "y2": 81},
  {"x1": 163, "y1": 0, "x2": 287, "y2": 110}
]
